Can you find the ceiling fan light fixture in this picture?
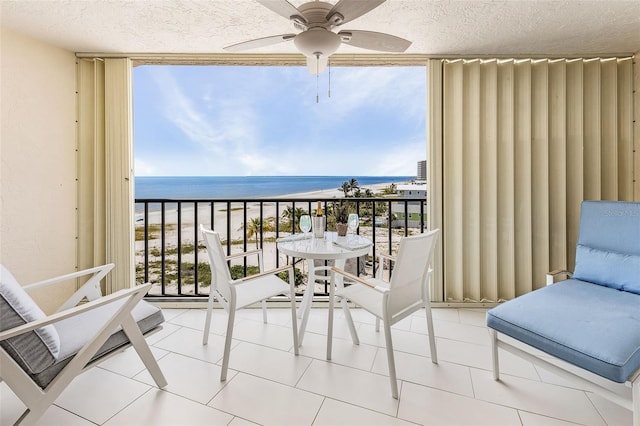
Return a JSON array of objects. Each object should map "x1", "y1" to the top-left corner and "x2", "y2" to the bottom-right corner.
[{"x1": 294, "y1": 28, "x2": 341, "y2": 57}]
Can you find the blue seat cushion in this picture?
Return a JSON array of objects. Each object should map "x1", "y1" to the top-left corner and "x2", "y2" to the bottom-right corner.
[{"x1": 487, "y1": 279, "x2": 640, "y2": 383}]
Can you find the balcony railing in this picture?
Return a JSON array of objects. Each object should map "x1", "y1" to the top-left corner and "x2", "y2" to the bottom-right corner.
[{"x1": 135, "y1": 197, "x2": 428, "y2": 298}]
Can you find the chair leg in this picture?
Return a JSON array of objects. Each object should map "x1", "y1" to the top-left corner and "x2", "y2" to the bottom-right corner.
[
  {"x1": 383, "y1": 319, "x2": 399, "y2": 399},
  {"x1": 122, "y1": 315, "x2": 168, "y2": 388},
  {"x1": 327, "y1": 293, "x2": 335, "y2": 360},
  {"x1": 220, "y1": 308, "x2": 236, "y2": 381},
  {"x1": 261, "y1": 300, "x2": 268, "y2": 323},
  {"x1": 289, "y1": 293, "x2": 299, "y2": 356},
  {"x1": 489, "y1": 329, "x2": 500, "y2": 381},
  {"x1": 633, "y1": 376, "x2": 640, "y2": 426},
  {"x1": 424, "y1": 303, "x2": 438, "y2": 364},
  {"x1": 203, "y1": 291, "x2": 216, "y2": 345},
  {"x1": 340, "y1": 298, "x2": 359, "y2": 345}
]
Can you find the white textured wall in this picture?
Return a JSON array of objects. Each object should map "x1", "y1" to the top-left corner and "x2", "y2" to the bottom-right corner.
[{"x1": 1, "y1": 28, "x2": 77, "y2": 311}]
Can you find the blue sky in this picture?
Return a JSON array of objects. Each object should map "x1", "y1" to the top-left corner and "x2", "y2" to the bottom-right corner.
[{"x1": 133, "y1": 65, "x2": 426, "y2": 176}]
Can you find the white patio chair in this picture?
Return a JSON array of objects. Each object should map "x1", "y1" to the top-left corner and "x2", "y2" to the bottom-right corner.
[
  {"x1": 200, "y1": 225, "x2": 299, "y2": 381},
  {"x1": 0, "y1": 263, "x2": 167, "y2": 426},
  {"x1": 328, "y1": 229, "x2": 440, "y2": 398}
]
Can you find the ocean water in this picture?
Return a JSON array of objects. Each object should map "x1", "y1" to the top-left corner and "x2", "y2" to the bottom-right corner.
[{"x1": 135, "y1": 176, "x2": 411, "y2": 200}]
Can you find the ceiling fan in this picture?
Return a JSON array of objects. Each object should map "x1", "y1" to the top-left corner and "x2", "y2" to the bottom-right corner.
[{"x1": 224, "y1": 0, "x2": 412, "y2": 74}]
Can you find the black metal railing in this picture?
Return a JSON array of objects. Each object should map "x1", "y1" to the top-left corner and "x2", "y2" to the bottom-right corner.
[{"x1": 134, "y1": 197, "x2": 428, "y2": 298}]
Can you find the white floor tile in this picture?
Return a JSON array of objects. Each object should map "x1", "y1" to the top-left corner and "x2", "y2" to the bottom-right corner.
[
  {"x1": 587, "y1": 392, "x2": 633, "y2": 426},
  {"x1": 227, "y1": 341, "x2": 313, "y2": 386},
  {"x1": 519, "y1": 411, "x2": 583, "y2": 425},
  {"x1": 236, "y1": 306, "x2": 296, "y2": 326},
  {"x1": 0, "y1": 383, "x2": 94, "y2": 426},
  {"x1": 437, "y1": 337, "x2": 539, "y2": 380},
  {"x1": 134, "y1": 352, "x2": 234, "y2": 404},
  {"x1": 229, "y1": 416, "x2": 260, "y2": 425},
  {"x1": 167, "y1": 308, "x2": 216, "y2": 331},
  {"x1": 303, "y1": 308, "x2": 358, "y2": 341},
  {"x1": 398, "y1": 381, "x2": 521, "y2": 425},
  {"x1": 153, "y1": 326, "x2": 233, "y2": 364},
  {"x1": 371, "y1": 349, "x2": 474, "y2": 397},
  {"x1": 145, "y1": 321, "x2": 182, "y2": 345},
  {"x1": 299, "y1": 331, "x2": 378, "y2": 371},
  {"x1": 98, "y1": 345, "x2": 169, "y2": 378},
  {"x1": 231, "y1": 317, "x2": 298, "y2": 351},
  {"x1": 6, "y1": 307, "x2": 625, "y2": 426},
  {"x1": 356, "y1": 322, "x2": 433, "y2": 357},
  {"x1": 54, "y1": 367, "x2": 151, "y2": 424},
  {"x1": 209, "y1": 373, "x2": 323, "y2": 426},
  {"x1": 297, "y1": 360, "x2": 399, "y2": 416},
  {"x1": 430, "y1": 307, "x2": 461, "y2": 323},
  {"x1": 470, "y1": 368, "x2": 607, "y2": 425},
  {"x1": 458, "y1": 308, "x2": 488, "y2": 326},
  {"x1": 314, "y1": 398, "x2": 415, "y2": 426},
  {"x1": 411, "y1": 316, "x2": 491, "y2": 346},
  {"x1": 104, "y1": 388, "x2": 233, "y2": 425}
]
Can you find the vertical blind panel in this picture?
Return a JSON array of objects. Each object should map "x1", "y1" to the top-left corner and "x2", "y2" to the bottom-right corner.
[
  {"x1": 441, "y1": 57, "x2": 634, "y2": 302},
  {"x1": 496, "y1": 62, "x2": 515, "y2": 301},
  {"x1": 76, "y1": 59, "x2": 107, "y2": 285}
]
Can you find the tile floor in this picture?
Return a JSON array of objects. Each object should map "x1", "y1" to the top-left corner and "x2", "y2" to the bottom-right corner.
[{"x1": 1, "y1": 306, "x2": 633, "y2": 425}]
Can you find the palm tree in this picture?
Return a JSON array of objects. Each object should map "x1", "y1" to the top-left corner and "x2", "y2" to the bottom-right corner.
[
  {"x1": 243, "y1": 217, "x2": 275, "y2": 249},
  {"x1": 340, "y1": 181, "x2": 351, "y2": 197},
  {"x1": 281, "y1": 206, "x2": 307, "y2": 232},
  {"x1": 348, "y1": 178, "x2": 359, "y2": 193}
]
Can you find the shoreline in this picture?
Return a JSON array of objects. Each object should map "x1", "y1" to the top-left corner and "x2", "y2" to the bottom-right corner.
[
  {"x1": 135, "y1": 180, "x2": 406, "y2": 226},
  {"x1": 135, "y1": 180, "x2": 413, "y2": 288}
]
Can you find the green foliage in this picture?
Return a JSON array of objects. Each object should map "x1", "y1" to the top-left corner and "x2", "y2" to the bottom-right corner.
[
  {"x1": 277, "y1": 267, "x2": 305, "y2": 286},
  {"x1": 134, "y1": 224, "x2": 176, "y2": 241},
  {"x1": 229, "y1": 264, "x2": 261, "y2": 279},
  {"x1": 330, "y1": 200, "x2": 350, "y2": 223},
  {"x1": 380, "y1": 183, "x2": 397, "y2": 195}
]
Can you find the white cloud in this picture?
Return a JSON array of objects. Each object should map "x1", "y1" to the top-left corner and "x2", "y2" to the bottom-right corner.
[{"x1": 136, "y1": 65, "x2": 425, "y2": 176}]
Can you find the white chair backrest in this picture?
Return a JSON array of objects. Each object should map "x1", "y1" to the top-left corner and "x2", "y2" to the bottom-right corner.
[
  {"x1": 387, "y1": 229, "x2": 439, "y2": 316},
  {"x1": 200, "y1": 225, "x2": 233, "y2": 302}
]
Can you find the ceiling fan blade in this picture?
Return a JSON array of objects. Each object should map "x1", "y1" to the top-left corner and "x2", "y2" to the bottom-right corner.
[
  {"x1": 338, "y1": 30, "x2": 411, "y2": 52},
  {"x1": 224, "y1": 34, "x2": 296, "y2": 52},
  {"x1": 256, "y1": 0, "x2": 303, "y2": 22},
  {"x1": 306, "y1": 55, "x2": 328, "y2": 75},
  {"x1": 327, "y1": 0, "x2": 386, "y2": 25}
]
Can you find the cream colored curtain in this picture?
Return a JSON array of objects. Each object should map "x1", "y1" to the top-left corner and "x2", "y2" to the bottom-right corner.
[
  {"x1": 431, "y1": 57, "x2": 634, "y2": 302},
  {"x1": 76, "y1": 58, "x2": 134, "y2": 293}
]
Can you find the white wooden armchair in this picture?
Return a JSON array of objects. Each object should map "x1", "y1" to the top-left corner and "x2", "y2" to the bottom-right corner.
[{"x1": 0, "y1": 264, "x2": 167, "y2": 426}]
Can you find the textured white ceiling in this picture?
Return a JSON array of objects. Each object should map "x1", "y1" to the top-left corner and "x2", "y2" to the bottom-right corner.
[{"x1": 1, "y1": 0, "x2": 639, "y2": 56}]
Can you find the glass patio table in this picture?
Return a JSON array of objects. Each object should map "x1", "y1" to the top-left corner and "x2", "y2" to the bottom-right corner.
[{"x1": 277, "y1": 231, "x2": 372, "y2": 353}]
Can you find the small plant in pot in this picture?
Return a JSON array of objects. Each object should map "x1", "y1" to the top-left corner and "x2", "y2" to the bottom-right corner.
[{"x1": 331, "y1": 201, "x2": 350, "y2": 236}]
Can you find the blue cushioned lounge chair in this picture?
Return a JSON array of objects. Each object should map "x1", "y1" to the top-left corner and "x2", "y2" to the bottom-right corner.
[{"x1": 487, "y1": 200, "x2": 640, "y2": 425}]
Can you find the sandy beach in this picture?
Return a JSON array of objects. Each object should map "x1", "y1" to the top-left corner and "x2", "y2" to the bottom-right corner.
[{"x1": 135, "y1": 181, "x2": 412, "y2": 293}]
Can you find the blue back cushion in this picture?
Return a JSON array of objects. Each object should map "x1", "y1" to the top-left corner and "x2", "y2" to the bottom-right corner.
[
  {"x1": 573, "y1": 244, "x2": 640, "y2": 294},
  {"x1": 578, "y1": 201, "x2": 640, "y2": 256},
  {"x1": 574, "y1": 201, "x2": 640, "y2": 294}
]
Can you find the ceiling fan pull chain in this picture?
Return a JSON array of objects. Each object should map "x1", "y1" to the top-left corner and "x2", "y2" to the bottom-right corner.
[
  {"x1": 316, "y1": 53, "x2": 320, "y2": 103},
  {"x1": 328, "y1": 59, "x2": 331, "y2": 98}
]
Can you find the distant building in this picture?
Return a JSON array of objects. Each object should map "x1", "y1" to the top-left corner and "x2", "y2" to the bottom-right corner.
[
  {"x1": 391, "y1": 184, "x2": 427, "y2": 228},
  {"x1": 417, "y1": 160, "x2": 427, "y2": 181}
]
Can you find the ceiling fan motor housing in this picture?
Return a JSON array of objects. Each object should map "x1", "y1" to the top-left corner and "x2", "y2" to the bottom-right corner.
[{"x1": 294, "y1": 27, "x2": 341, "y2": 57}]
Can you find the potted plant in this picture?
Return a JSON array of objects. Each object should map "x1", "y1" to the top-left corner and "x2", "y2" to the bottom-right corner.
[{"x1": 331, "y1": 201, "x2": 350, "y2": 236}]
